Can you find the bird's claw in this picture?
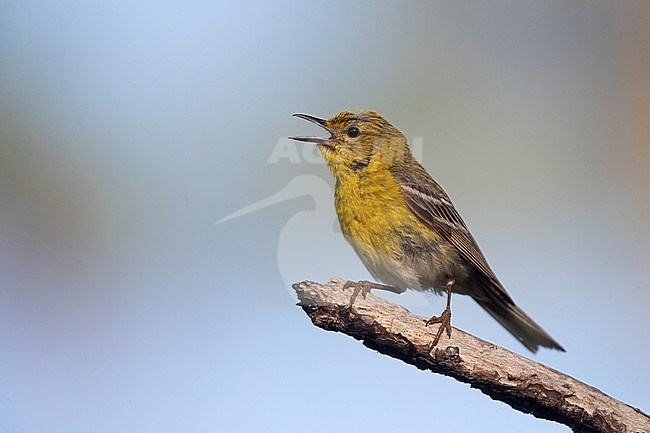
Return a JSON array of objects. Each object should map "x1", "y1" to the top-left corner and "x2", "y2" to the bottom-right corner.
[
  {"x1": 342, "y1": 280, "x2": 374, "y2": 308},
  {"x1": 425, "y1": 307, "x2": 453, "y2": 351}
]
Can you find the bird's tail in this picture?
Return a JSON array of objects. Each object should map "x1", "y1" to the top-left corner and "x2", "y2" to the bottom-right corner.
[{"x1": 474, "y1": 295, "x2": 565, "y2": 353}]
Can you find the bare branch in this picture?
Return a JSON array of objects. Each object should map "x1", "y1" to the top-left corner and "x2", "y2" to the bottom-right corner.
[{"x1": 293, "y1": 278, "x2": 650, "y2": 433}]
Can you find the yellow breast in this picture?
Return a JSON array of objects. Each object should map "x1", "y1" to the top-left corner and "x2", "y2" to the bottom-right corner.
[{"x1": 334, "y1": 165, "x2": 421, "y2": 252}]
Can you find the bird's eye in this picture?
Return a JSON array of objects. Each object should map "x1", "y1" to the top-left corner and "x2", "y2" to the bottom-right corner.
[{"x1": 347, "y1": 126, "x2": 360, "y2": 138}]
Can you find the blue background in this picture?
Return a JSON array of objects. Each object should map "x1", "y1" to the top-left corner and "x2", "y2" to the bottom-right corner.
[{"x1": 1, "y1": 2, "x2": 648, "y2": 432}]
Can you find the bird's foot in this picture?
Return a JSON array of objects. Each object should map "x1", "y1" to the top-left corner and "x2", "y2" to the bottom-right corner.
[
  {"x1": 425, "y1": 307, "x2": 453, "y2": 351},
  {"x1": 342, "y1": 280, "x2": 402, "y2": 308},
  {"x1": 342, "y1": 280, "x2": 374, "y2": 308}
]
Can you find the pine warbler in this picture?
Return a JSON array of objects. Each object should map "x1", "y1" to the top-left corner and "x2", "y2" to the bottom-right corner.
[{"x1": 290, "y1": 110, "x2": 564, "y2": 353}]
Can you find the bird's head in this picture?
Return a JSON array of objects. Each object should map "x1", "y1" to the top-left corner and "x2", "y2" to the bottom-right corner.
[{"x1": 290, "y1": 110, "x2": 411, "y2": 177}]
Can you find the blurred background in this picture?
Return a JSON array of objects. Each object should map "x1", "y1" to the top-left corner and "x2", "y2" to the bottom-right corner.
[{"x1": 1, "y1": 1, "x2": 648, "y2": 432}]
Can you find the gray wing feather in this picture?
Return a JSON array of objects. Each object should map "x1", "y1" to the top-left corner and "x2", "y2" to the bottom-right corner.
[
  {"x1": 394, "y1": 167, "x2": 512, "y2": 303},
  {"x1": 392, "y1": 165, "x2": 565, "y2": 352},
  {"x1": 393, "y1": 165, "x2": 565, "y2": 352}
]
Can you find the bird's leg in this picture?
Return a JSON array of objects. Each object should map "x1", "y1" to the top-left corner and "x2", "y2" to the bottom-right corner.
[
  {"x1": 425, "y1": 279, "x2": 454, "y2": 350},
  {"x1": 342, "y1": 280, "x2": 405, "y2": 308}
]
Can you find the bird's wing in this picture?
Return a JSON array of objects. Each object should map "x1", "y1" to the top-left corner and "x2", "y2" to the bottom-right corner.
[{"x1": 393, "y1": 165, "x2": 512, "y2": 302}]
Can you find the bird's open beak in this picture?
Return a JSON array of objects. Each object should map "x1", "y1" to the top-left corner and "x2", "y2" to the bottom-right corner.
[{"x1": 289, "y1": 114, "x2": 335, "y2": 148}]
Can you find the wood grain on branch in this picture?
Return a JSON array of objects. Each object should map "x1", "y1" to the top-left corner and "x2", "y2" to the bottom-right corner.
[{"x1": 293, "y1": 278, "x2": 649, "y2": 433}]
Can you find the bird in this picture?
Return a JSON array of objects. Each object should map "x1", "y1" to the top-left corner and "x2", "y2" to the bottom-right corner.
[{"x1": 289, "y1": 109, "x2": 564, "y2": 353}]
